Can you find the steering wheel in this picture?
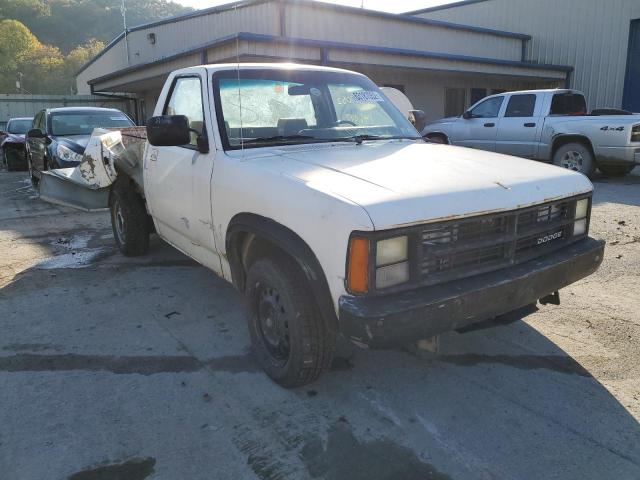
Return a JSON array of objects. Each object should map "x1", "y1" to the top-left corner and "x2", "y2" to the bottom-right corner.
[{"x1": 334, "y1": 120, "x2": 357, "y2": 127}]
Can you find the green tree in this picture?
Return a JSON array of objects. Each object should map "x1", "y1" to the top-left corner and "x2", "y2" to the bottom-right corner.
[{"x1": 0, "y1": 0, "x2": 49, "y2": 20}]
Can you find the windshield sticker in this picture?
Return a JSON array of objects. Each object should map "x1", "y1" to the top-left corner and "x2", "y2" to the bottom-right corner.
[
  {"x1": 351, "y1": 91, "x2": 385, "y2": 104},
  {"x1": 310, "y1": 87, "x2": 322, "y2": 97}
]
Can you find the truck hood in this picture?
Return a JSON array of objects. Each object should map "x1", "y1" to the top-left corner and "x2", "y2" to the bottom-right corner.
[{"x1": 255, "y1": 141, "x2": 593, "y2": 229}]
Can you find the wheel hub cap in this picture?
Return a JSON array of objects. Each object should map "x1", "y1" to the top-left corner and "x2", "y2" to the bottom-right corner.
[
  {"x1": 257, "y1": 286, "x2": 290, "y2": 360},
  {"x1": 561, "y1": 151, "x2": 584, "y2": 171}
]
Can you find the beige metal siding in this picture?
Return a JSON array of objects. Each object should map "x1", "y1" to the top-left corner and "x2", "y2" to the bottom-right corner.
[
  {"x1": 417, "y1": 0, "x2": 640, "y2": 109},
  {"x1": 286, "y1": 3, "x2": 523, "y2": 61}
]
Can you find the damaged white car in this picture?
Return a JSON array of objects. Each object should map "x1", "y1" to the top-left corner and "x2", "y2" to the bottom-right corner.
[{"x1": 38, "y1": 64, "x2": 605, "y2": 387}]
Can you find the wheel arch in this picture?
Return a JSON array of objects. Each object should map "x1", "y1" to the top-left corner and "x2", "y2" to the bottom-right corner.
[
  {"x1": 424, "y1": 131, "x2": 450, "y2": 144},
  {"x1": 551, "y1": 134, "x2": 595, "y2": 158},
  {"x1": 226, "y1": 213, "x2": 338, "y2": 332}
]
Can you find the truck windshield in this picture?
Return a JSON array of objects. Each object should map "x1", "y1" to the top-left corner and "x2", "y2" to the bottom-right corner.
[
  {"x1": 51, "y1": 112, "x2": 134, "y2": 136},
  {"x1": 213, "y1": 69, "x2": 421, "y2": 149},
  {"x1": 7, "y1": 119, "x2": 32, "y2": 134}
]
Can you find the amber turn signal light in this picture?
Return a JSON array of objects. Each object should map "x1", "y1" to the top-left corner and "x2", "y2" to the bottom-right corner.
[{"x1": 347, "y1": 237, "x2": 369, "y2": 294}]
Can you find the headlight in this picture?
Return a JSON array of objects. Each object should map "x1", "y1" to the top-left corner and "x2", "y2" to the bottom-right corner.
[
  {"x1": 573, "y1": 198, "x2": 589, "y2": 236},
  {"x1": 632, "y1": 125, "x2": 640, "y2": 143},
  {"x1": 573, "y1": 219, "x2": 587, "y2": 236},
  {"x1": 375, "y1": 236, "x2": 409, "y2": 289},
  {"x1": 376, "y1": 236, "x2": 408, "y2": 266},
  {"x1": 56, "y1": 144, "x2": 83, "y2": 163},
  {"x1": 376, "y1": 261, "x2": 410, "y2": 289},
  {"x1": 575, "y1": 198, "x2": 589, "y2": 220}
]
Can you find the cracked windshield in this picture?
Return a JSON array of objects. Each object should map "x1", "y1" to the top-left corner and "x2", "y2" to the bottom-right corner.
[{"x1": 216, "y1": 70, "x2": 421, "y2": 149}]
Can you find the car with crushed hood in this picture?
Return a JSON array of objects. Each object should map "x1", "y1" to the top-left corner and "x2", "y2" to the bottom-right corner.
[
  {"x1": 37, "y1": 64, "x2": 605, "y2": 387},
  {"x1": 1, "y1": 117, "x2": 33, "y2": 171},
  {"x1": 25, "y1": 107, "x2": 134, "y2": 185}
]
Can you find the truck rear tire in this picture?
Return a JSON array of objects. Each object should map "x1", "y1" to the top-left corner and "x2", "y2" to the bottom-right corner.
[
  {"x1": 245, "y1": 255, "x2": 334, "y2": 387},
  {"x1": 109, "y1": 179, "x2": 150, "y2": 257},
  {"x1": 598, "y1": 164, "x2": 635, "y2": 176},
  {"x1": 552, "y1": 142, "x2": 596, "y2": 177}
]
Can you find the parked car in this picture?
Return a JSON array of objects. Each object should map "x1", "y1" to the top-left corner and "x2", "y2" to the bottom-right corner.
[
  {"x1": 423, "y1": 89, "x2": 640, "y2": 176},
  {"x1": 38, "y1": 64, "x2": 604, "y2": 387},
  {"x1": 1, "y1": 117, "x2": 33, "y2": 171},
  {"x1": 26, "y1": 107, "x2": 134, "y2": 185}
]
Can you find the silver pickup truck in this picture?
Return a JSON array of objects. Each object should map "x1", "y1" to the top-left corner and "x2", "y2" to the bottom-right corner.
[{"x1": 423, "y1": 89, "x2": 640, "y2": 176}]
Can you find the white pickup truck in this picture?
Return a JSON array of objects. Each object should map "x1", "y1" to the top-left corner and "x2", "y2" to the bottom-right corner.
[
  {"x1": 40, "y1": 64, "x2": 605, "y2": 387},
  {"x1": 423, "y1": 89, "x2": 640, "y2": 177}
]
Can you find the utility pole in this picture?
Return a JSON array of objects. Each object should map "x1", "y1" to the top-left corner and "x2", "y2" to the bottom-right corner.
[{"x1": 122, "y1": 0, "x2": 130, "y2": 66}]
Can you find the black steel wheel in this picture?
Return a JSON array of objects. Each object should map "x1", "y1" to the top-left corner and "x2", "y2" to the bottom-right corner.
[
  {"x1": 245, "y1": 255, "x2": 335, "y2": 387},
  {"x1": 109, "y1": 177, "x2": 150, "y2": 257}
]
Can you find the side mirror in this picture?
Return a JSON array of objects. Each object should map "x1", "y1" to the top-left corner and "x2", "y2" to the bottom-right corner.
[
  {"x1": 408, "y1": 110, "x2": 428, "y2": 134},
  {"x1": 147, "y1": 115, "x2": 191, "y2": 147},
  {"x1": 462, "y1": 111, "x2": 472, "y2": 120},
  {"x1": 27, "y1": 128, "x2": 45, "y2": 138}
]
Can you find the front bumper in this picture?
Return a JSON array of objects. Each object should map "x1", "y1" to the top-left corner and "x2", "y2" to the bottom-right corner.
[{"x1": 339, "y1": 237, "x2": 604, "y2": 348}]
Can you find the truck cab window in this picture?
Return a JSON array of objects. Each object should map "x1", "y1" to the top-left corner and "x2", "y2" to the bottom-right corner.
[
  {"x1": 164, "y1": 76, "x2": 204, "y2": 146},
  {"x1": 550, "y1": 93, "x2": 587, "y2": 116},
  {"x1": 469, "y1": 96, "x2": 503, "y2": 118},
  {"x1": 505, "y1": 94, "x2": 536, "y2": 117}
]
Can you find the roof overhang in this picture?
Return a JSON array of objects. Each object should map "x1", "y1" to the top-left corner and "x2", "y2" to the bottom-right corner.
[{"x1": 89, "y1": 32, "x2": 572, "y2": 94}]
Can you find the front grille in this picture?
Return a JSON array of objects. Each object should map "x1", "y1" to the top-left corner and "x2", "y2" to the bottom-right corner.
[{"x1": 419, "y1": 197, "x2": 582, "y2": 286}]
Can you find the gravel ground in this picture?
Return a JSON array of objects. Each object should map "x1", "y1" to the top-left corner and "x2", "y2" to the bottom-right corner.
[{"x1": 0, "y1": 166, "x2": 638, "y2": 480}]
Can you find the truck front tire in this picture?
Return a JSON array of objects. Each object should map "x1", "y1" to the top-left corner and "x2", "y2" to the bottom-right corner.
[
  {"x1": 245, "y1": 255, "x2": 335, "y2": 387},
  {"x1": 109, "y1": 179, "x2": 150, "y2": 257},
  {"x1": 552, "y1": 142, "x2": 596, "y2": 177}
]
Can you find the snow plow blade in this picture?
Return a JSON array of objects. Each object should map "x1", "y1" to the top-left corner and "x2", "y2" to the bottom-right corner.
[{"x1": 38, "y1": 127, "x2": 146, "y2": 211}]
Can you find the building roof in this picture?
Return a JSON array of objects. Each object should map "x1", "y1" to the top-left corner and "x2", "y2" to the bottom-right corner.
[{"x1": 77, "y1": 0, "x2": 531, "y2": 76}]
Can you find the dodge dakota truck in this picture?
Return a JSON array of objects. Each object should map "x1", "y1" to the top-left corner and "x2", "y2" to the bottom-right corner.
[
  {"x1": 38, "y1": 64, "x2": 605, "y2": 387},
  {"x1": 423, "y1": 89, "x2": 640, "y2": 177}
]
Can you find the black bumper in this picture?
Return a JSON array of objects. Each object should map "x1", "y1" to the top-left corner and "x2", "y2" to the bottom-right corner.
[{"x1": 339, "y1": 237, "x2": 605, "y2": 348}]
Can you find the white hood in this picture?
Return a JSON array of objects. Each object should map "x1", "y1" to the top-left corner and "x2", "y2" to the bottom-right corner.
[{"x1": 241, "y1": 141, "x2": 593, "y2": 229}]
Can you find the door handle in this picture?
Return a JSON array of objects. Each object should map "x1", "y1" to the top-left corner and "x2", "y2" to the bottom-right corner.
[
  {"x1": 484, "y1": 123, "x2": 495, "y2": 128},
  {"x1": 524, "y1": 122, "x2": 536, "y2": 127}
]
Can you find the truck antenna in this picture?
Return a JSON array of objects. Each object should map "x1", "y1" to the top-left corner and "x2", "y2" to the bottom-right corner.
[{"x1": 235, "y1": 4, "x2": 245, "y2": 156}]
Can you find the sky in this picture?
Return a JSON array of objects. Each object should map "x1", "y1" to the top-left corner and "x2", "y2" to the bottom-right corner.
[{"x1": 172, "y1": 0, "x2": 455, "y2": 14}]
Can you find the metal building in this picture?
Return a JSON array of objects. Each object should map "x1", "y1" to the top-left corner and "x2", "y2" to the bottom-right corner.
[
  {"x1": 408, "y1": 0, "x2": 640, "y2": 112},
  {"x1": 76, "y1": 0, "x2": 575, "y2": 123}
]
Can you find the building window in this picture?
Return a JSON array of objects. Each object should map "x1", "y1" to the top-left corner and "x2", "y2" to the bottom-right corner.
[
  {"x1": 470, "y1": 88, "x2": 487, "y2": 106},
  {"x1": 444, "y1": 87, "x2": 466, "y2": 117},
  {"x1": 384, "y1": 84, "x2": 405, "y2": 93},
  {"x1": 505, "y1": 94, "x2": 537, "y2": 117}
]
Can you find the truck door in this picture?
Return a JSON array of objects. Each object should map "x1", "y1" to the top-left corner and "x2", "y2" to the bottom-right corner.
[
  {"x1": 454, "y1": 96, "x2": 504, "y2": 151},
  {"x1": 496, "y1": 93, "x2": 541, "y2": 158},
  {"x1": 144, "y1": 72, "x2": 220, "y2": 270}
]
